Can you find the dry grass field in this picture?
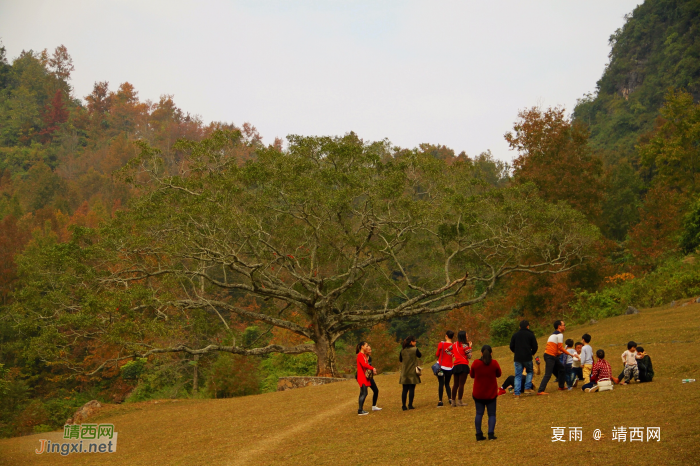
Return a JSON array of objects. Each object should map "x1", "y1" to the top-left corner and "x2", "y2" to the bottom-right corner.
[{"x1": 1, "y1": 302, "x2": 699, "y2": 466}]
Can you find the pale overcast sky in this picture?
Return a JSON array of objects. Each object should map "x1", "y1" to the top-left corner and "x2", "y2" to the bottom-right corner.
[{"x1": 0, "y1": 0, "x2": 640, "y2": 161}]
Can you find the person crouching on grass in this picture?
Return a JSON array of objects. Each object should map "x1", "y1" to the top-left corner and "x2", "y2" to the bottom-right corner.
[
  {"x1": 581, "y1": 349, "x2": 612, "y2": 393},
  {"x1": 356, "y1": 341, "x2": 377, "y2": 416},
  {"x1": 470, "y1": 345, "x2": 502, "y2": 441}
]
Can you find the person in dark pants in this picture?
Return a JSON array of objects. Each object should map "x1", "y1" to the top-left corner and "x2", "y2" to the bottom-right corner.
[
  {"x1": 537, "y1": 320, "x2": 567, "y2": 395},
  {"x1": 356, "y1": 341, "x2": 377, "y2": 415},
  {"x1": 450, "y1": 330, "x2": 472, "y2": 407},
  {"x1": 435, "y1": 330, "x2": 455, "y2": 407},
  {"x1": 366, "y1": 346, "x2": 381, "y2": 411},
  {"x1": 636, "y1": 347, "x2": 654, "y2": 382},
  {"x1": 509, "y1": 319, "x2": 538, "y2": 398},
  {"x1": 470, "y1": 345, "x2": 502, "y2": 441},
  {"x1": 616, "y1": 346, "x2": 654, "y2": 383},
  {"x1": 399, "y1": 336, "x2": 422, "y2": 410}
]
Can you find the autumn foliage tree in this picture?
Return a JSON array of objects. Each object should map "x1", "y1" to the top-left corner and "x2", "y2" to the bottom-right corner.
[{"x1": 505, "y1": 106, "x2": 605, "y2": 222}]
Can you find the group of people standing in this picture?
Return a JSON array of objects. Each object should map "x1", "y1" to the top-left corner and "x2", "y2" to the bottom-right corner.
[
  {"x1": 355, "y1": 317, "x2": 655, "y2": 441},
  {"x1": 356, "y1": 330, "x2": 503, "y2": 441},
  {"x1": 506, "y1": 319, "x2": 654, "y2": 395}
]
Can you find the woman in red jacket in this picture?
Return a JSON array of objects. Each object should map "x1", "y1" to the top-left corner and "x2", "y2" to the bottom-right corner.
[
  {"x1": 356, "y1": 341, "x2": 377, "y2": 416},
  {"x1": 449, "y1": 330, "x2": 472, "y2": 407},
  {"x1": 435, "y1": 330, "x2": 455, "y2": 407},
  {"x1": 470, "y1": 344, "x2": 501, "y2": 441}
]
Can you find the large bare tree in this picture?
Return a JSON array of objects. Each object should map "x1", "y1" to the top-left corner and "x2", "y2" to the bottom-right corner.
[{"x1": 15, "y1": 130, "x2": 598, "y2": 377}]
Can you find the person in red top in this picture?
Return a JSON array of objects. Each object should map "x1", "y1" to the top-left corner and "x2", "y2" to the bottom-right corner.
[
  {"x1": 470, "y1": 345, "x2": 502, "y2": 441},
  {"x1": 449, "y1": 330, "x2": 473, "y2": 407},
  {"x1": 356, "y1": 341, "x2": 377, "y2": 415},
  {"x1": 581, "y1": 349, "x2": 612, "y2": 393},
  {"x1": 435, "y1": 330, "x2": 455, "y2": 407}
]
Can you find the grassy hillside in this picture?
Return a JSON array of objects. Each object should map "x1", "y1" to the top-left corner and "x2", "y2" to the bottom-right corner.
[{"x1": 1, "y1": 302, "x2": 699, "y2": 466}]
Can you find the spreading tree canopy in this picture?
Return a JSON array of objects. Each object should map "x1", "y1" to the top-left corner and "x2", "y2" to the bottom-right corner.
[{"x1": 14, "y1": 130, "x2": 599, "y2": 377}]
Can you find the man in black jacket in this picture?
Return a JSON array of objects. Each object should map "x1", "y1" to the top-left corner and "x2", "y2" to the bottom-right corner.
[{"x1": 509, "y1": 320, "x2": 538, "y2": 397}]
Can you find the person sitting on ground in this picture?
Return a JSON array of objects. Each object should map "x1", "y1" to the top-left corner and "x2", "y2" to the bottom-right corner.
[
  {"x1": 620, "y1": 341, "x2": 640, "y2": 385},
  {"x1": 616, "y1": 345, "x2": 653, "y2": 383},
  {"x1": 572, "y1": 342, "x2": 584, "y2": 383},
  {"x1": 580, "y1": 334, "x2": 594, "y2": 384},
  {"x1": 581, "y1": 349, "x2": 612, "y2": 393},
  {"x1": 497, "y1": 368, "x2": 534, "y2": 396},
  {"x1": 636, "y1": 346, "x2": 654, "y2": 382}
]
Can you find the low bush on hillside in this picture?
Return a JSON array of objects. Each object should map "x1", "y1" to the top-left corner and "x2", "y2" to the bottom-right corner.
[{"x1": 571, "y1": 255, "x2": 700, "y2": 322}]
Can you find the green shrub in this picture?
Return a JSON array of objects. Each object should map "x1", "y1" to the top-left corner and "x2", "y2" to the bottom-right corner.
[
  {"x1": 205, "y1": 353, "x2": 261, "y2": 398},
  {"x1": 490, "y1": 317, "x2": 519, "y2": 347},
  {"x1": 571, "y1": 255, "x2": 700, "y2": 322},
  {"x1": 126, "y1": 358, "x2": 190, "y2": 402},
  {"x1": 120, "y1": 358, "x2": 147, "y2": 380},
  {"x1": 260, "y1": 352, "x2": 317, "y2": 393}
]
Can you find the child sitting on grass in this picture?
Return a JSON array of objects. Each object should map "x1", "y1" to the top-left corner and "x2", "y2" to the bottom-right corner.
[
  {"x1": 620, "y1": 341, "x2": 640, "y2": 385},
  {"x1": 581, "y1": 349, "x2": 612, "y2": 393}
]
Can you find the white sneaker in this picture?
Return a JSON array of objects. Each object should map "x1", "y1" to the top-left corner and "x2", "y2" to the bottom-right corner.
[{"x1": 372, "y1": 406, "x2": 382, "y2": 411}]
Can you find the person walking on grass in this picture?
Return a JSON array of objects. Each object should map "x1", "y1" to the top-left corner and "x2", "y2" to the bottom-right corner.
[
  {"x1": 537, "y1": 320, "x2": 567, "y2": 395},
  {"x1": 509, "y1": 319, "x2": 538, "y2": 398},
  {"x1": 399, "y1": 336, "x2": 422, "y2": 410},
  {"x1": 435, "y1": 330, "x2": 455, "y2": 407},
  {"x1": 470, "y1": 345, "x2": 502, "y2": 441},
  {"x1": 366, "y1": 346, "x2": 382, "y2": 412},
  {"x1": 356, "y1": 341, "x2": 377, "y2": 416},
  {"x1": 450, "y1": 330, "x2": 473, "y2": 407}
]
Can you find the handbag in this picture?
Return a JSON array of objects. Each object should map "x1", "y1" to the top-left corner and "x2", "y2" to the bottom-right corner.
[
  {"x1": 597, "y1": 378, "x2": 613, "y2": 392},
  {"x1": 432, "y1": 343, "x2": 444, "y2": 376},
  {"x1": 415, "y1": 365, "x2": 423, "y2": 376},
  {"x1": 364, "y1": 369, "x2": 374, "y2": 380}
]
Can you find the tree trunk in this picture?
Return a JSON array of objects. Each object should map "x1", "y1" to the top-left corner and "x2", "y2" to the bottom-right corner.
[
  {"x1": 314, "y1": 334, "x2": 338, "y2": 377},
  {"x1": 192, "y1": 354, "x2": 199, "y2": 392}
]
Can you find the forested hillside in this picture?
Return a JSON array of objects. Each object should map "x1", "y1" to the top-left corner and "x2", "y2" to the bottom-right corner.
[
  {"x1": 2, "y1": 0, "x2": 700, "y2": 440},
  {"x1": 573, "y1": 0, "x2": 700, "y2": 239}
]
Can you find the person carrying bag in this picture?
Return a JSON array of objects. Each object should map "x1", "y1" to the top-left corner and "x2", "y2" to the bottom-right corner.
[
  {"x1": 434, "y1": 330, "x2": 455, "y2": 407},
  {"x1": 399, "y1": 336, "x2": 422, "y2": 410}
]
